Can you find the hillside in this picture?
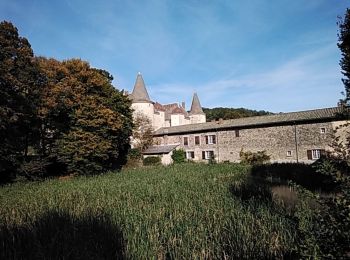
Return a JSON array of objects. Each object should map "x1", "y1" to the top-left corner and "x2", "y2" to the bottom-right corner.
[{"x1": 203, "y1": 107, "x2": 272, "y2": 121}]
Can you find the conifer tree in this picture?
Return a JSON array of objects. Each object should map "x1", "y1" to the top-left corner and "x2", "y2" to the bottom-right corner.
[{"x1": 338, "y1": 8, "x2": 350, "y2": 108}]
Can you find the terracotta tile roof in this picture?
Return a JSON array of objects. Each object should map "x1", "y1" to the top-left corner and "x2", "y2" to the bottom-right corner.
[
  {"x1": 154, "y1": 102, "x2": 166, "y2": 111},
  {"x1": 154, "y1": 107, "x2": 344, "y2": 136},
  {"x1": 142, "y1": 144, "x2": 179, "y2": 154}
]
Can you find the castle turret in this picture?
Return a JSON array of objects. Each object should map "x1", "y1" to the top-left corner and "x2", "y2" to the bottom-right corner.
[
  {"x1": 189, "y1": 93, "x2": 206, "y2": 124},
  {"x1": 130, "y1": 73, "x2": 155, "y2": 126}
]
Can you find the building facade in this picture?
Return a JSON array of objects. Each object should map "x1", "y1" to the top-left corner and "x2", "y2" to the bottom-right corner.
[{"x1": 151, "y1": 107, "x2": 348, "y2": 164}]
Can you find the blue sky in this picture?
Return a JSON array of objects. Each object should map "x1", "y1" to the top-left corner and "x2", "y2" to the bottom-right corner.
[{"x1": 1, "y1": 0, "x2": 349, "y2": 112}]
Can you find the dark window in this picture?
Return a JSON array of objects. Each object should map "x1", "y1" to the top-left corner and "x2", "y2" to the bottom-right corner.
[
  {"x1": 235, "y1": 130, "x2": 240, "y2": 137},
  {"x1": 183, "y1": 137, "x2": 188, "y2": 146},
  {"x1": 195, "y1": 136, "x2": 200, "y2": 145}
]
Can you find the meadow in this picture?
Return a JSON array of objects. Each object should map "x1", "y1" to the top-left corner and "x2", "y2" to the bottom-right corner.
[{"x1": 0, "y1": 163, "x2": 301, "y2": 259}]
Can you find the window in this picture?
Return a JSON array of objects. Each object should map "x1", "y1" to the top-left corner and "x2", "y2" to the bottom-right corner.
[
  {"x1": 312, "y1": 150, "x2": 321, "y2": 159},
  {"x1": 235, "y1": 130, "x2": 240, "y2": 137},
  {"x1": 186, "y1": 151, "x2": 195, "y2": 159},
  {"x1": 320, "y1": 128, "x2": 326, "y2": 134},
  {"x1": 287, "y1": 150, "x2": 292, "y2": 157},
  {"x1": 307, "y1": 149, "x2": 325, "y2": 160},
  {"x1": 205, "y1": 135, "x2": 216, "y2": 144},
  {"x1": 195, "y1": 136, "x2": 200, "y2": 145},
  {"x1": 202, "y1": 150, "x2": 214, "y2": 160},
  {"x1": 183, "y1": 136, "x2": 188, "y2": 146}
]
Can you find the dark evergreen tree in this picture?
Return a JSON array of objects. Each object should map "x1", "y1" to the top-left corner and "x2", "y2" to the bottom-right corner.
[
  {"x1": 338, "y1": 8, "x2": 350, "y2": 109},
  {"x1": 0, "y1": 21, "x2": 43, "y2": 182}
]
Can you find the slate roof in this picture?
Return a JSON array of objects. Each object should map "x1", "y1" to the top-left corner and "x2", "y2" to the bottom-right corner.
[
  {"x1": 154, "y1": 107, "x2": 343, "y2": 136},
  {"x1": 189, "y1": 93, "x2": 205, "y2": 115},
  {"x1": 142, "y1": 144, "x2": 179, "y2": 155},
  {"x1": 130, "y1": 73, "x2": 151, "y2": 103}
]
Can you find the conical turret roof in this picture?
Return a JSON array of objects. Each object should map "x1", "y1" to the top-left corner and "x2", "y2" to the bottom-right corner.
[
  {"x1": 189, "y1": 92, "x2": 204, "y2": 115},
  {"x1": 131, "y1": 72, "x2": 151, "y2": 103}
]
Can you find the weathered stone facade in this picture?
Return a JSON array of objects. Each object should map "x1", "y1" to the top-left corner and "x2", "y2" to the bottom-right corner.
[{"x1": 153, "y1": 107, "x2": 348, "y2": 164}]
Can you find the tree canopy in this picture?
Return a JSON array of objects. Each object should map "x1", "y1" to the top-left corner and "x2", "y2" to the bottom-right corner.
[
  {"x1": 203, "y1": 107, "x2": 272, "y2": 121},
  {"x1": 0, "y1": 21, "x2": 133, "y2": 182},
  {"x1": 0, "y1": 21, "x2": 44, "y2": 182}
]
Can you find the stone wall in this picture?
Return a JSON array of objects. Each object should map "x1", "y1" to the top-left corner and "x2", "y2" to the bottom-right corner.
[{"x1": 154, "y1": 120, "x2": 348, "y2": 163}]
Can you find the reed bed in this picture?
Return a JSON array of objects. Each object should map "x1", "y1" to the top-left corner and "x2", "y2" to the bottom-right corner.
[{"x1": 0, "y1": 163, "x2": 297, "y2": 259}]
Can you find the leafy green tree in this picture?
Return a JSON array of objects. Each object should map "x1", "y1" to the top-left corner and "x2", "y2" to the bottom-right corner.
[
  {"x1": 203, "y1": 107, "x2": 272, "y2": 121},
  {"x1": 171, "y1": 149, "x2": 186, "y2": 164},
  {"x1": 0, "y1": 21, "x2": 43, "y2": 182}
]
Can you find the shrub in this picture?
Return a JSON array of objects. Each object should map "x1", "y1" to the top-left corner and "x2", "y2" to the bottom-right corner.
[
  {"x1": 239, "y1": 149, "x2": 270, "y2": 165},
  {"x1": 143, "y1": 156, "x2": 161, "y2": 166},
  {"x1": 171, "y1": 149, "x2": 186, "y2": 164}
]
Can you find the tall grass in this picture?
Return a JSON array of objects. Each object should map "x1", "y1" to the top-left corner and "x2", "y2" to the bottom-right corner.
[{"x1": 0, "y1": 163, "x2": 297, "y2": 259}]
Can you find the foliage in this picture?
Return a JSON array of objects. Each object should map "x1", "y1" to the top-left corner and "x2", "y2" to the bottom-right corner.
[
  {"x1": 239, "y1": 149, "x2": 270, "y2": 165},
  {"x1": 0, "y1": 163, "x2": 296, "y2": 259},
  {"x1": 0, "y1": 21, "x2": 134, "y2": 180},
  {"x1": 171, "y1": 148, "x2": 186, "y2": 163},
  {"x1": 128, "y1": 148, "x2": 142, "y2": 160},
  {"x1": 143, "y1": 156, "x2": 161, "y2": 166},
  {"x1": 36, "y1": 57, "x2": 133, "y2": 176},
  {"x1": 203, "y1": 107, "x2": 272, "y2": 121},
  {"x1": 0, "y1": 21, "x2": 44, "y2": 182},
  {"x1": 310, "y1": 155, "x2": 350, "y2": 258},
  {"x1": 132, "y1": 112, "x2": 153, "y2": 151},
  {"x1": 338, "y1": 8, "x2": 350, "y2": 109}
]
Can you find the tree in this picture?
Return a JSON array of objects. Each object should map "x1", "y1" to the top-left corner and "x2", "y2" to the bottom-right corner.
[
  {"x1": 37, "y1": 58, "x2": 133, "y2": 176},
  {"x1": 0, "y1": 21, "x2": 43, "y2": 182},
  {"x1": 203, "y1": 107, "x2": 272, "y2": 121},
  {"x1": 131, "y1": 112, "x2": 153, "y2": 152},
  {"x1": 338, "y1": 8, "x2": 350, "y2": 110}
]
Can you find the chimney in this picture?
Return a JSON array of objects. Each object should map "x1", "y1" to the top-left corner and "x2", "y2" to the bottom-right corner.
[{"x1": 182, "y1": 102, "x2": 186, "y2": 110}]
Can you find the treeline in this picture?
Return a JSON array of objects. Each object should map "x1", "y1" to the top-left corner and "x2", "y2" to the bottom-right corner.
[
  {"x1": 0, "y1": 21, "x2": 133, "y2": 183},
  {"x1": 203, "y1": 107, "x2": 272, "y2": 121}
]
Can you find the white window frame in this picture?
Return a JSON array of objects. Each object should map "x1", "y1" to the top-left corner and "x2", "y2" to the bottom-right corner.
[
  {"x1": 186, "y1": 151, "x2": 195, "y2": 160},
  {"x1": 287, "y1": 150, "x2": 292, "y2": 157},
  {"x1": 206, "y1": 135, "x2": 216, "y2": 144},
  {"x1": 320, "y1": 127, "x2": 326, "y2": 134},
  {"x1": 205, "y1": 150, "x2": 214, "y2": 160},
  {"x1": 312, "y1": 149, "x2": 321, "y2": 159}
]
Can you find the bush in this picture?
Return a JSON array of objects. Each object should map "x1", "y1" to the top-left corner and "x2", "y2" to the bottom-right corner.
[
  {"x1": 239, "y1": 149, "x2": 270, "y2": 165},
  {"x1": 171, "y1": 149, "x2": 186, "y2": 164},
  {"x1": 143, "y1": 156, "x2": 161, "y2": 166}
]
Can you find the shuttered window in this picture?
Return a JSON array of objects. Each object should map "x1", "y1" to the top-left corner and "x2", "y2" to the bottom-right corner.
[
  {"x1": 307, "y1": 149, "x2": 325, "y2": 160},
  {"x1": 205, "y1": 135, "x2": 216, "y2": 144}
]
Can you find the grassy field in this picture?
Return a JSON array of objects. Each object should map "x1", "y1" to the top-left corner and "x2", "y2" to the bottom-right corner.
[{"x1": 0, "y1": 163, "x2": 298, "y2": 259}]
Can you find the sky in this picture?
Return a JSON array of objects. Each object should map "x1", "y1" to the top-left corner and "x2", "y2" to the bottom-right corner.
[{"x1": 1, "y1": 0, "x2": 349, "y2": 112}]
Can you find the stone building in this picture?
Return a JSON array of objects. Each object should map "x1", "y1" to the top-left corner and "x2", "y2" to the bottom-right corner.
[
  {"x1": 129, "y1": 73, "x2": 206, "y2": 130},
  {"x1": 150, "y1": 107, "x2": 348, "y2": 164}
]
